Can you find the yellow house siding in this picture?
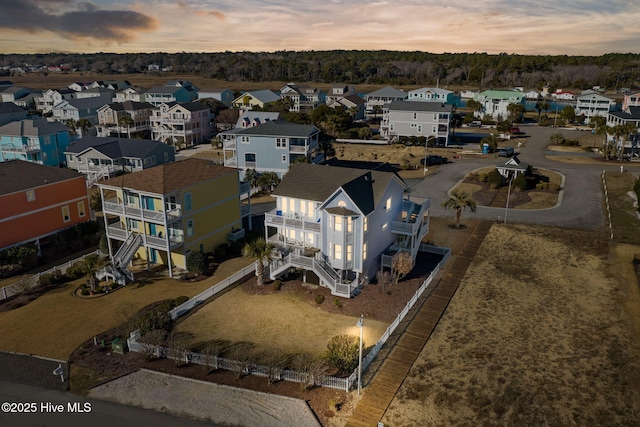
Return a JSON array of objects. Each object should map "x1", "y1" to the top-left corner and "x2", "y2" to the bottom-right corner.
[{"x1": 181, "y1": 170, "x2": 242, "y2": 254}]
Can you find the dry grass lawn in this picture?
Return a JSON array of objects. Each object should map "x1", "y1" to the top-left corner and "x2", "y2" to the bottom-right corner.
[
  {"x1": 382, "y1": 224, "x2": 640, "y2": 426},
  {"x1": 0, "y1": 257, "x2": 252, "y2": 360},
  {"x1": 174, "y1": 287, "x2": 389, "y2": 357}
]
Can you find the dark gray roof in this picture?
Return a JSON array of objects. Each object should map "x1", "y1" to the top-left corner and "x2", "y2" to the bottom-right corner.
[
  {"x1": 0, "y1": 102, "x2": 26, "y2": 114},
  {"x1": 235, "y1": 120, "x2": 318, "y2": 137},
  {"x1": 386, "y1": 100, "x2": 453, "y2": 112},
  {"x1": 272, "y1": 163, "x2": 402, "y2": 215},
  {"x1": 365, "y1": 86, "x2": 407, "y2": 98},
  {"x1": 61, "y1": 95, "x2": 112, "y2": 110},
  {"x1": 0, "y1": 118, "x2": 67, "y2": 136},
  {"x1": 66, "y1": 136, "x2": 172, "y2": 159},
  {"x1": 610, "y1": 106, "x2": 640, "y2": 120},
  {"x1": 174, "y1": 101, "x2": 209, "y2": 112},
  {"x1": 0, "y1": 160, "x2": 83, "y2": 195}
]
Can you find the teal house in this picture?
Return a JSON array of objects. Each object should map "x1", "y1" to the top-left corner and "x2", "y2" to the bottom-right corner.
[{"x1": 0, "y1": 118, "x2": 72, "y2": 167}]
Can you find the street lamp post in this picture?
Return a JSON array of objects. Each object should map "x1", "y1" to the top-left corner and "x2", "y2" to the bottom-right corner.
[
  {"x1": 504, "y1": 174, "x2": 514, "y2": 224},
  {"x1": 356, "y1": 314, "x2": 364, "y2": 395}
]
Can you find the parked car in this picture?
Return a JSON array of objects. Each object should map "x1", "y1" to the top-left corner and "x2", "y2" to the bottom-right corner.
[
  {"x1": 468, "y1": 120, "x2": 482, "y2": 128},
  {"x1": 421, "y1": 155, "x2": 448, "y2": 166},
  {"x1": 498, "y1": 147, "x2": 515, "y2": 157},
  {"x1": 509, "y1": 127, "x2": 521, "y2": 134}
]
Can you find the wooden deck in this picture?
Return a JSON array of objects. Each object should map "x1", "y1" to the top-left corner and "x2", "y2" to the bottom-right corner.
[{"x1": 346, "y1": 220, "x2": 493, "y2": 427}]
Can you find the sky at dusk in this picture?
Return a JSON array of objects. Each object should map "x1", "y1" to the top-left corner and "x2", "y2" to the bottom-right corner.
[{"x1": 0, "y1": 0, "x2": 639, "y2": 55}]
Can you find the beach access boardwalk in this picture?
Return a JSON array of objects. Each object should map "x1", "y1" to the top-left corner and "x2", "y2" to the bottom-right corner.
[{"x1": 346, "y1": 220, "x2": 493, "y2": 427}]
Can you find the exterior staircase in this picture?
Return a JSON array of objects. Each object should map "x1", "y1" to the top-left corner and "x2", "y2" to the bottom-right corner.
[
  {"x1": 269, "y1": 251, "x2": 359, "y2": 298},
  {"x1": 98, "y1": 233, "x2": 142, "y2": 285}
]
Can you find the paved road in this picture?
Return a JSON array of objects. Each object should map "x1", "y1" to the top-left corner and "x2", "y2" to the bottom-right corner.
[
  {"x1": 410, "y1": 125, "x2": 638, "y2": 229},
  {"x1": 0, "y1": 380, "x2": 220, "y2": 427}
]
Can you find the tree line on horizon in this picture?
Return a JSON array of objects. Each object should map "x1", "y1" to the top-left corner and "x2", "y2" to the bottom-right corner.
[{"x1": 1, "y1": 50, "x2": 640, "y2": 90}]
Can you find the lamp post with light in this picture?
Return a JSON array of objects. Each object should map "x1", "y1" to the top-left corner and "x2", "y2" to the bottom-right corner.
[{"x1": 356, "y1": 314, "x2": 364, "y2": 395}]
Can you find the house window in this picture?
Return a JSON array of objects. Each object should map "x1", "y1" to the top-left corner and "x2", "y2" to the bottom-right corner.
[
  {"x1": 334, "y1": 244, "x2": 342, "y2": 260},
  {"x1": 337, "y1": 200, "x2": 346, "y2": 207},
  {"x1": 276, "y1": 138, "x2": 287, "y2": 148},
  {"x1": 363, "y1": 216, "x2": 368, "y2": 232},
  {"x1": 25, "y1": 190, "x2": 35, "y2": 202},
  {"x1": 282, "y1": 155, "x2": 287, "y2": 163},
  {"x1": 186, "y1": 219, "x2": 194, "y2": 237},
  {"x1": 386, "y1": 197, "x2": 392, "y2": 210},
  {"x1": 363, "y1": 242, "x2": 367, "y2": 260},
  {"x1": 126, "y1": 218, "x2": 139, "y2": 230},
  {"x1": 280, "y1": 197, "x2": 288, "y2": 213},
  {"x1": 77, "y1": 201, "x2": 86, "y2": 218},
  {"x1": 413, "y1": 113, "x2": 417, "y2": 120},
  {"x1": 347, "y1": 217, "x2": 353, "y2": 233},
  {"x1": 241, "y1": 136, "x2": 250, "y2": 144},
  {"x1": 333, "y1": 216, "x2": 343, "y2": 231},
  {"x1": 164, "y1": 152, "x2": 169, "y2": 162},
  {"x1": 347, "y1": 245, "x2": 352, "y2": 261},
  {"x1": 61, "y1": 206, "x2": 70, "y2": 223},
  {"x1": 289, "y1": 198, "x2": 294, "y2": 213}
]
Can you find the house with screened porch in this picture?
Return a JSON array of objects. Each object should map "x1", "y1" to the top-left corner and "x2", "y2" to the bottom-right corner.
[{"x1": 265, "y1": 163, "x2": 430, "y2": 298}]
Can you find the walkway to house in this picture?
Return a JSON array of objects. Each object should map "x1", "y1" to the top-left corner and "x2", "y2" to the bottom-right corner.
[{"x1": 345, "y1": 220, "x2": 493, "y2": 427}]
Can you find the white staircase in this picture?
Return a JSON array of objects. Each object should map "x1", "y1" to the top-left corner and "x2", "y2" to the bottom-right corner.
[{"x1": 269, "y1": 252, "x2": 358, "y2": 298}]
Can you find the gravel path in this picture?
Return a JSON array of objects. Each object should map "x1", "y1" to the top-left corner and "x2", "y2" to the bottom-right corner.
[{"x1": 89, "y1": 369, "x2": 320, "y2": 427}]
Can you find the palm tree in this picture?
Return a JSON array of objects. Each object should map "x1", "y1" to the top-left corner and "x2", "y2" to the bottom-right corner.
[
  {"x1": 243, "y1": 237, "x2": 275, "y2": 287},
  {"x1": 76, "y1": 118, "x2": 92, "y2": 137},
  {"x1": 64, "y1": 119, "x2": 78, "y2": 137},
  {"x1": 118, "y1": 113, "x2": 134, "y2": 138},
  {"x1": 319, "y1": 140, "x2": 336, "y2": 159},
  {"x1": 441, "y1": 192, "x2": 477, "y2": 228},
  {"x1": 244, "y1": 169, "x2": 259, "y2": 190},
  {"x1": 465, "y1": 99, "x2": 483, "y2": 118}
]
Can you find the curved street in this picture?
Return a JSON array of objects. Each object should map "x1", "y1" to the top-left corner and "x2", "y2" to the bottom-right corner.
[{"x1": 410, "y1": 125, "x2": 638, "y2": 229}]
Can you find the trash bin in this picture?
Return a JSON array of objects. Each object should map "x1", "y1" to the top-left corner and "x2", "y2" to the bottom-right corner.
[{"x1": 111, "y1": 337, "x2": 129, "y2": 354}]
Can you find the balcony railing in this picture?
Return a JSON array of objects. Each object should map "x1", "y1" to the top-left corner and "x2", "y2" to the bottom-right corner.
[
  {"x1": 223, "y1": 141, "x2": 236, "y2": 150},
  {"x1": 265, "y1": 210, "x2": 321, "y2": 232},
  {"x1": 289, "y1": 145, "x2": 307, "y2": 153},
  {"x1": 103, "y1": 198, "x2": 181, "y2": 223},
  {"x1": 225, "y1": 157, "x2": 237, "y2": 167},
  {"x1": 106, "y1": 224, "x2": 184, "y2": 250},
  {"x1": 1, "y1": 144, "x2": 41, "y2": 154},
  {"x1": 245, "y1": 161, "x2": 257, "y2": 168}
]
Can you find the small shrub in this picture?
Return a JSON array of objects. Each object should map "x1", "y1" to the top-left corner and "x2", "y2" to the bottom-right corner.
[
  {"x1": 272, "y1": 280, "x2": 282, "y2": 291},
  {"x1": 39, "y1": 273, "x2": 54, "y2": 286},
  {"x1": 80, "y1": 289, "x2": 90, "y2": 296},
  {"x1": 175, "y1": 295, "x2": 189, "y2": 306},
  {"x1": 536, "y1": 182, "x2": 549, "y2": 190},
  {"x1": 487, "y1": 170, "x2": 504, "y2": 189},
  {"x1": 214, "y1": 244, "x2": 228, "y2": 261},
  {"x1": 314, "y1": 294, "x2": 325, "y2": 305},
  {"x1": 333, "y1": 297, "x2": 343, "y2": 309},
  {"x1": 186, "y1": 251, "x2": 206, "y2": 275},
  {"x1": 325, "y1": 334, "x2": 360, "y2": 374},
  {"x1": 512, "y1": 174, "x2": 528, "y2": 192},
  {"x1": 65, "y1": 263, "x2": 84, "y2": 280},
  {"x1": 95, "y1": 286, "x2": 105, "y2": 294}
]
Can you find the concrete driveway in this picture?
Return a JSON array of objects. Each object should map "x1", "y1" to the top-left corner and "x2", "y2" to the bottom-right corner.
[{"x1": 410, "y1": 125, "x2": 635, "y2": 229}]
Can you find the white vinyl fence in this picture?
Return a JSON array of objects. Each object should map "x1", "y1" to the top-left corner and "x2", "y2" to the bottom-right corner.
[
  {"x1": 168, "y1": 262, "x2": 257, "y2": 320},
  {"x1": 1, "y1": 250, "x2": 101, "y2": 301},
  {"x1": 129, "y1": 246, "x2": 451, "y2": 392}
]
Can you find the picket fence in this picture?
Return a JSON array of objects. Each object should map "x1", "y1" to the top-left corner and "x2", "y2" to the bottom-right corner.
[
  {"x1": 128, "y1": 246, "x2": 451, "y2": 392},
  {"x1": 0, "y1": 250, "x2": 101, "y2": 301}
]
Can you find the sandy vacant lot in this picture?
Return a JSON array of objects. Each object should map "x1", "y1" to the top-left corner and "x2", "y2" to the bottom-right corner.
[{"x1": 382, "y1": 224, "x2": 640, "y2": 426}]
